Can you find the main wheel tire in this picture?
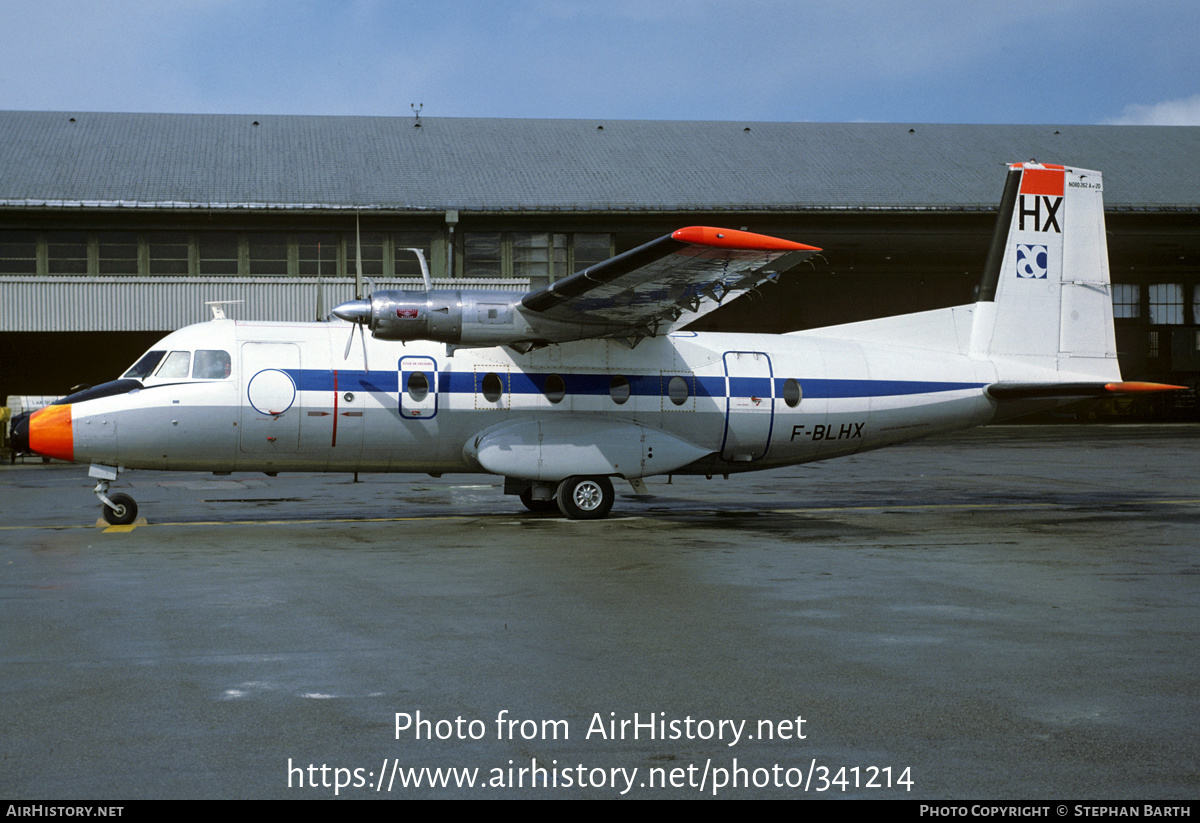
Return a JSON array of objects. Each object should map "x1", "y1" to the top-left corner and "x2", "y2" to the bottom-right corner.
[
  {"x1": 555, "y1": 475, "x2": 614, "y2": 520},
  {"x1": 519, "y1": 486, "x2": 559, "y2": 513},
  {"x1": 102, "y1": 493, "x2": 138, "y2": 526}
]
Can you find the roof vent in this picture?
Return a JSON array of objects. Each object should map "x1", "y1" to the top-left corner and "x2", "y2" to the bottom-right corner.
[
  {"x1": 69, "y1": 117, "x2": 76, "y2": 123},
  {"x1": 743, "y1": 127, "x2": 751, "y2": 133},
  {"x1": 412, "y1": 103, "x2": 423, "y2": 127},
  {"x1": 597, "y1": 125, "x2": 604, "y2": 130}
]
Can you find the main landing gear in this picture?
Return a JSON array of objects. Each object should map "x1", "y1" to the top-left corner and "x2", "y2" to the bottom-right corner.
[
  {"x1": 517, "y1": 475, "x2": 616, "y2": 520},
  {"x1": 91, "y1": 464, "x2": 138, "y2": 525}
]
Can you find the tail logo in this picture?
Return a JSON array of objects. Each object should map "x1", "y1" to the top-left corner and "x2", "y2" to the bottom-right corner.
[{"x1": 1015, "y1": 244, "x2": 1049, "y2": 279}]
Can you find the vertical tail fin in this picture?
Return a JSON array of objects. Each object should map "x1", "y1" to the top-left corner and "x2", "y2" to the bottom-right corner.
[{"x1": 969, "y1": 162, "x2": 1121, "y2": 383}]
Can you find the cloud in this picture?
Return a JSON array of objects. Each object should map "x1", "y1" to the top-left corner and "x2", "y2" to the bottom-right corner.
[{"x1": 1104, "y1": 94, "x2": 1200, "y2": 126}]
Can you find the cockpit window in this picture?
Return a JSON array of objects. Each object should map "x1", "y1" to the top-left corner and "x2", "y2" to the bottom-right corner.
[
  {"x1": 122, "y1": 350, "x2": 166, "y2": 380},
  {"x1": 193, "y1": 350, "x2": 232, "y2": 379},
  {"x1": 156, "y1": 351, "x2": 191, "y2": 378}
]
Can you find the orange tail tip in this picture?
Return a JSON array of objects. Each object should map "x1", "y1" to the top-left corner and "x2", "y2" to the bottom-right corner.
[
  {"x1": 28, "y1": 404, "x2": 74, "y2": 461},
  {"x1": 672, "y1": 226, "x2": 820, "y2": 252},
  {"x1": 1105, "y1": 382, "x2": 1189, "y2": 393}
]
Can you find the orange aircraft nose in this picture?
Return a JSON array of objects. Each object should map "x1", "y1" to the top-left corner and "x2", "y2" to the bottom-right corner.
[{"x1": 27, "y1": 404, "x2": 74, "y2": 462}]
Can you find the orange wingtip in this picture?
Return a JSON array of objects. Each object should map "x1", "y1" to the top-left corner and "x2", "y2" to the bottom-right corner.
[
  {"x1": 28, "y1": 403, "x2": 74, "y2": 461},
  {"x1": 672, "y1": 226, "x2": 820, "y2": 252},
  {"x1": 1105, "y1": 382, "x2": 1189, "y2": 393}
]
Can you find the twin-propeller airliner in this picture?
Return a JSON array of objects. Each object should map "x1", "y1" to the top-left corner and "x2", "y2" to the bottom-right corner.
[{"x1": 12, "y1": 163, "x2": 1181, "y2": 522}]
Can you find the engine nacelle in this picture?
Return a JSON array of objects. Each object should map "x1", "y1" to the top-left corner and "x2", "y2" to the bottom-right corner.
[{"x1": 334, "y1": 289, "x2": 537, "y2": 347}]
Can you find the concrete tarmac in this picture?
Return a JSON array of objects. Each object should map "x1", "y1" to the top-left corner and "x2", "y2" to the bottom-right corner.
[{"x1": 1, "y1": 425, "x2": 1198, "y2": 799}]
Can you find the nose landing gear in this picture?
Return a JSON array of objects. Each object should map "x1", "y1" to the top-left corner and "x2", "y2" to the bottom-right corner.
[
  {"x1": 91, "y1": 464, "x2": 138, "y2": 526},
  {"x1": 98, "y1": 488, "x2": 138, "y2": 526}
]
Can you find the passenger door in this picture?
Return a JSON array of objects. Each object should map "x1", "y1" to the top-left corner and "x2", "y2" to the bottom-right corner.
[{"x1": 720, "y1": 350, "x2": 774, "y2": 462}]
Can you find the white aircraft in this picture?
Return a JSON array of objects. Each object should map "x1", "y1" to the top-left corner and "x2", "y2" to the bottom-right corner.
[{"x1": 12, "y1": 162, "x2": 1181, "y2": 523}]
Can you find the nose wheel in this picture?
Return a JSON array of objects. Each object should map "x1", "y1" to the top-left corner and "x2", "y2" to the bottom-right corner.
[
  {"x1": 101, "y1": 493, "x2": 138, "y2": 526},
  {"x1": 94, "y1": 477, "x2": 138, "y2": 526}
]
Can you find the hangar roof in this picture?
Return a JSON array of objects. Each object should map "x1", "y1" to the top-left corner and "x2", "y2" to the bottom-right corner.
[{"x1": 1, "y1": 110, "x2": 1197, "y2": 213}]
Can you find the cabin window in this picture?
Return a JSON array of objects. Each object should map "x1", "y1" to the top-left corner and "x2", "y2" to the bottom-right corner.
[
  {"x1": 667, "y1": 376, "x2": 690, "y2": 406},
  {"x1": 123, "y1": 350, "x2": 166, "y2": 380},
  {"x1": 783, "y1": 379, "x2": 803, "y2": 408},
  {"x1": 193, "y1": 350, "x2": 231, "y2": 379},
  {"x1": 609, "y1": 375, "x2": 631, "y2": 405},
  {"x1": 481, "y1": 372, "x2": 504, "y2": 402},
  {"x1": 157, "y1": 351, "x2": 191, "y2": 378},
  {"x1": 544, "y1": 374, "x2": 566, "y2": 404},
  {"x1": 407, "y1": 371, "x2": 430, "y2": 402}
]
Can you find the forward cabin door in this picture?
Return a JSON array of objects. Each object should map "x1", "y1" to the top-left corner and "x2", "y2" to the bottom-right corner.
[
  {"x1": 721, "y1": 350, "x2": 774, "y2": 462},
  {"x1": 399, "y1": 356, "x2": 439, "y2": 420}
]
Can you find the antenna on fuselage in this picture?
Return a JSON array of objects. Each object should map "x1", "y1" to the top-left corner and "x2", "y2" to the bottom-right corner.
[
  {"x1": 401, "y1": 247, "x2": 432, "y2": 291},
  {"x1": 205, "y1": 300, "x2": 243, "y2": 321}
]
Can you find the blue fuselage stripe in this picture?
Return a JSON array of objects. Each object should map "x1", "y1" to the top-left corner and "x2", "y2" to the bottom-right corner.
[{"x1": 286, "y1": 369, "x2": 984, "y2": 400}]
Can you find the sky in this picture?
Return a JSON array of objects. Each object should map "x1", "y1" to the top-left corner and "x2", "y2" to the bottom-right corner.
[{"x1": 1, "y1": 0, "x2": 1199, "y2": 125}]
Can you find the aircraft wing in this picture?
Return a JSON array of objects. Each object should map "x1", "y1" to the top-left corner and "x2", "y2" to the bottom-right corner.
[{"x1": 520, "y1": 227, "x2": 820, "y2": 346}]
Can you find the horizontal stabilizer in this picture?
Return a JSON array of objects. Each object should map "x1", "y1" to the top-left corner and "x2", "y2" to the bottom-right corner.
[{"x1": 986, "y1": 381, "x2": 1186, "y2": 401}]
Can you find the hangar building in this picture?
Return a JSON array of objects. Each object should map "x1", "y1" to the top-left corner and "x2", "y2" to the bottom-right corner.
[{"x1": 1, "y1": 111, "x2": 1198, "y2": 419}]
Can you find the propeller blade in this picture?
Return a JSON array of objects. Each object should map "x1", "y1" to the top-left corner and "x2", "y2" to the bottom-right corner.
[
  {"x1": 316, "y1": 241, "x2": 325, "y2": 320},
  {"x1": 343, "y1": 322, "x2": 356, "y2": 360},
  {"x1": 359, "y1": 323, "x2": 369, "y2": 373},
  {"x1": 354, "y1": 211, "x2": 364, "y2": 300}
]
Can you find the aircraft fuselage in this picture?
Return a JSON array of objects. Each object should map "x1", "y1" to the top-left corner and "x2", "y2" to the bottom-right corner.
[{"x1": 49, "y1": 318, "x2": 999, "y2": 479}]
